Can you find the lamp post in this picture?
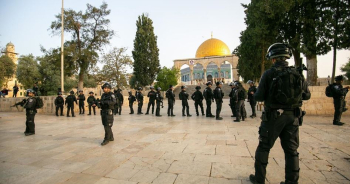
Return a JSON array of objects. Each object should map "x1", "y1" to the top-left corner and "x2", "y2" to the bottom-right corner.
[{"x1": 61, "y1": 0, "x2": 64, "y2": 93}]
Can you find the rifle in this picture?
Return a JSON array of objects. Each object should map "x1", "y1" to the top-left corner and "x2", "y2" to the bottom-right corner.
[
  {"x1": 296, "y1": 58, "x2": 308, "y2": 126},
  {"x1": 11, "y1": 99, "x2": 27, "y2": 111}
]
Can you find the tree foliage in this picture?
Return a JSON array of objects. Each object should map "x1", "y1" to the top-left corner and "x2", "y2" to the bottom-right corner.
[
  {"x1": 155, "y1": 67, "x2": 179, "y2": 91},
  {"x1": 132, "y1": 13, "x2": 160, "y2": 87},
  {"x1": 341, "y1": 58, "x2": 350, "y2": 81},
  {"x1": 50, "y1": 2, "x2": 114, "y2": 90},
  {"x1": 98, "y1": 47, "x2": 133, "y2": 89},
  {"x1": 0, "y1": 55, "x2": 16, "y2": 87},
  {"x1": 16, "y1": 54, "x2": 41, "y2": 89}
]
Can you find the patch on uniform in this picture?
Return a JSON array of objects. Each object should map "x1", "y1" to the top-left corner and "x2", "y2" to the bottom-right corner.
[
  {"x1": 111, "y1": 94, "x2": 115, "y2": 98},
  {"x1": 29, "y1": 99, "x2": 33, "y2": 102},
  {"x1": 334, "y1": 86, "x2": 339, "y2": 89}
]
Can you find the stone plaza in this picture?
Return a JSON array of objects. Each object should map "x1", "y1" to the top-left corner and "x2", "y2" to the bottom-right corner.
[{"x1": 0, "y1": 99, "x2": 349, "y2": 184}]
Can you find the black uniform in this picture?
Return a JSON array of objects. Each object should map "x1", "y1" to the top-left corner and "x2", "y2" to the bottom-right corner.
[
  {"x1": 128, "y1": 93, "x2": 136, "y2": 114},
  {"x1": 155, "y1": 91, "x2": 163, "y2": 116},
  {"x1": 191, "y1": 90, "x2": 204, "y2": 116},
  {"x1": 33, "y1": 86, "x2": 39, "y2": 95},
  {"x1": 332, "y1": 84, "x2": 349, "y2": 124},
  {"x1": 179, "y1": 90, "x2": 191, "y2": 116},
  {"x1": 65, "y1": 94, "x2": 77, "y2": 117},
  {"x1": 99, "y1": 92, "x2": 116, "y2": 142},
  {"x1": 146, "y1": 90, "x2": 156, "y2": 114},
  {"x1": 235, "y1": 86, "x2": 247, "y2": 121},
  {"x1": 78, "y1": 94, "x2": 85, "y2": 114},
  {"x1": 87, "y1": 96, "x2": 96, "y2": 115},
  {"x1": 24, "y1": 97, "x2": 37, "y2": 134},
  {"x1": 13, "y1": 86, "x2": 19, "y2": 97},
  {"x1": 136, "y1": 91, "x2": 144, "y2": 114},
  {"x1": 116, "y1": 92, "x2": 124, "y2": 115},
  {"x1": 55, "y1": 96, "x2": 64, "y2": 116},
  {"x1": 166, "y1": 89, "x2": 175, "y2": 116},
  {"x1": 252, "y1": 60, "x2": 311, "y2": 184},
  {"x1": 203, "y1": 87, "x2": 214, "y2": 117},
  {"x1": 213, "y1": 87, "x2": 224, "y2": 119},
  {"x1": 248, "y1": 85, "x2": 258, "y2": 117},
  {"x1": 229, "y1": 87, "x2": 237, "y2": 117}
]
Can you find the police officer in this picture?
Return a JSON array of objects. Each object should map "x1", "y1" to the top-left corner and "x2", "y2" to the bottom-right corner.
[
  {"x1": 247, "y1": 80, "x2": 257, "y2": 118},
  {"x1": 179, "y1": 86, "x2": 192, "y2": 117},
  {"x1": 78, "y1": 90, "x2": 85, "y2": 114},
  {"x1": 54, "y1": 92, "x2": 64, "y2": 116},
  {"x1": 146, "y1": 86, "x2": 156, "y2": 115},
  {"x1": 203, "y1": 82, "x2": 215, "y2": 118},
  {"x1": 229, "y1": 82, "x2": 237, "y2": 117},
  {"x1": 87, "y1": 91, "x2": 96, "y2": 115},
  {"x1": 136, "y1": 87, "x2": 144, "y2": 114},
  {"x1": 116, "y1": 89, "x2": 123, "y2": 115},
  {"x1": 191, "y1": 86, "x2": 205, "y2": 116},
  {"x1": 166, "y1": 85, "x2": 176, "y2": 117},
  {"x1": 97, "y1": 83, "x2": 116, "y2": 146},
  {"x1": 65, "y1": 90, "x2": 77, "y2": 117},
  {"x1": 155, "y1": 87, "x2": 163, "y2": 117},
  {"x1": 332, "y1": 75, "x2": 349, "y2": 126},
  {"x1": 113, "y1": 89, "x2": 119, "y2": 115},
  {"x1": 24, "y1": 89, "x2": 37, "y2": 136},
  {"x1": 213, "y1": 82, "x2": 224, "y2": 120},
  {"x1": 249, "y1": 43, "x2": 311, "y2": 184},
  {"x1": 128, "y1": 91, "x2": 136, "y2": 114},
  {"x1": 33, "y1": 83, "x2": 39, "y2": 95},
  {"x1": 234, "y1": 82, "x2": 247, "y2": 122}
]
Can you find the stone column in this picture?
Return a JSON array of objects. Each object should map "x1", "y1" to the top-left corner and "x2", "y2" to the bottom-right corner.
[
  {"x1": 190, "y1": 69, "x2": 194, "y2": 85},
  {"x1": 218, "y1": 67, "x2": 221, "y2": 79},
  {"x1": 203, "y1": 68, "x2": 207, "y2": 83}
]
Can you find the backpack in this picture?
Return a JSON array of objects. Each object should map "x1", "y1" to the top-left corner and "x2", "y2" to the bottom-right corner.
[
  {"x1": 325, "y1": 84, "x2": 334, "y2": 97},
  {"x1": 239, "y1": 88, "x2": 247, "y2": 100},
  {"x1": 269, "y1": 67, "x2": 303, "y2": 108},
  {"x1": 35, "y1": 96, "x2": 44, "y2": 109},
  {"x1": 179, "y1": 92, "x2": 183, "y2": 100}
]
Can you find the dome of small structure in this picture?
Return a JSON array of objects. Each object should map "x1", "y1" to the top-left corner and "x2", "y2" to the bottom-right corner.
[
  {"x1": 6, "y1": 42, "x2": 14, "y2": 47},
  {"x1": 195, "y1": 38, "x2": 231, "y2": 58}
]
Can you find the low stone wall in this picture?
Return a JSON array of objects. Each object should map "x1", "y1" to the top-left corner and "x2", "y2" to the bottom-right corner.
[{"x1": 302, "y1": 86, "x2": 350, "y2": 116}]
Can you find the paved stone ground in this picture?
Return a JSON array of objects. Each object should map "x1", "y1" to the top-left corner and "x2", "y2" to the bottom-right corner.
[{"x1": 0, "y1": 99, "x2": 349, "y2": 184}]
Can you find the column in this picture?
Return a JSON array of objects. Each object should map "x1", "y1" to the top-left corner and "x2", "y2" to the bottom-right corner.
[
  {"x1": 190, "y1": 69, "x2": 194, "y2": 85},
  {"x1": 218, "y1": 67, "x2": 221, "y2": 79},
  {"x1": 203, "y1": 68, "x2": 207, "y2": 83}
]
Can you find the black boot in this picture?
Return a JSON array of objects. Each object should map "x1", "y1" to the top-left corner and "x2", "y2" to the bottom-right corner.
[
  {"x1": 333, "y1": 121, "x2": 344, "y2": 126},
  {"x1": 234, "y1": 117, "x2": 241, "y2": 122},
  {"x1": 101, "y1": 140, "x2": 109, "y2": 146},
  {"x1": 249, "y1": 174, "x2": 264, "y2": 184}
]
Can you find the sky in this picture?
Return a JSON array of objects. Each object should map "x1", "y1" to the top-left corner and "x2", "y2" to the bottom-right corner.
[{"x1": 0, "y1": 0, "x2": 349, "y2": 78}]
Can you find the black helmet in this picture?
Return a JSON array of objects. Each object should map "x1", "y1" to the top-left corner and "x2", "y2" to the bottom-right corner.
[
  {"x1": 169, "y1": 85, "x2": 173, "y2": 88},
  {"x1": 114, "y1": 89, "x2": 118, "y2": 93},
  {"x1": 181, "y1": 85, "x2": 187, "y2": 89},
  {"x1": 335, "y1": 75, "x2": 344, "y2": 81},
  {"x1": 206, "y1": 81, "x2": 212, "y2": 86},
  {"x1": 58, "y1": 92, "x2": 62, "y2": 95},
  {"x1": 195, "y1": 86, "x2": 201, "y2": 90},
  {"x1": 229, "y1": 82, "x2": 234, "y2": 86},
  {"x1": 138, "y1": 87, "x2": 142, "y2": 90},
  {"x1": 78, "y1": 90, "x2": 83, "y2": 92},
  {"x1": 102, "y1": 83, "x2": 112, "y2": 89},
  {"x1": 150, "y1": 86, "x2": 154, "y2": 89},
  {"x1": 70, "y1": 90, "x2": 74, "y2": 94},
  {"x1": 216, "y1": 81, "x2": 222, "y2": 86},
  {"x1": 266, "y1": 43, "x2": 292, "y2": 60},
  {"x1": 128, "y1": 90, "x2": 132, "y2": 94},
  {"x1": 157, "y1": 87, "x2": 161, "y2": 91},
  {"x1": 26, "y1": 89, "x2": 35, "y2": 94},
  {"x1": 235, "y1": 82, "x2": 241, "y2": 87},
  {"x1": 247, "y1": 80, "x2": 254, "y2": 84},
  {"x1": 89, "y1": 91, "x2": 94, "y2": 94}
]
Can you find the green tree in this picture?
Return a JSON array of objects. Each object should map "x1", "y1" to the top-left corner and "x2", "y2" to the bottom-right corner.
[
  {"x1": 16, "y1": 54, "x2": 41, "y2": 89},
  {"x1": 99, "y1": 47, "x2": 133, "y2": 88},
  {"x1": 132, "y1": 13, "x2": 160, "y2": 87},
  {"x1": 155, "y1": 67, "x2": 179, "y2": 91},
  {"x1": 129, "y1": 75, "x2": 138, "y2": 89},
  {"x1": 37, "y1": 55, "x2": 61, "y2": 96},
  {"x1": 0, "y1": 55, "x2": 16, "y2": 87},
  {"x1": 341, "y1": 58, "x2": 350, "y2": 80},
  {"x1": 50, "y1": 2, "x2": 114, "y2": 90}
]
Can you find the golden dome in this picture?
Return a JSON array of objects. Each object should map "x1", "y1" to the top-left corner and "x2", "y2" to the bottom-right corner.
[{"x1": 195, "y1": 38, "x2": 231, "y2": 58}]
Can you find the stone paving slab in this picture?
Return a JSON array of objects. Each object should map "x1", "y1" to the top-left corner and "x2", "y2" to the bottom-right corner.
[{"x1": 0, "y1": 99, "x2": 350, "y2": 184}]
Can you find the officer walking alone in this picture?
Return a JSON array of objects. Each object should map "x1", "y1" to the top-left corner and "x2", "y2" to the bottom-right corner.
[
  {"x1": 155, "y1": 87, "x2": 163, "y2": 117},
  {"x1": 247, "y1": 80, "x2": 257, "y2": 118},
  {"x1": 54, "y1": 92, "x2": 64, "y2": 116},
  {"x1": 213, "y1": 82, "x2": 224, "y2": 120},
  {"x1": 203, "y1": 82, "x2": 215, "y2": 118},
  {"x1": 87, "y1": 92, "x2": 96, "y2": 115},
  {"x1": 136, "y1": 87, "x2": 144, "y2": 114},
  {"x1": 128, "y1": 91, "x2": 136, "y2": 114},
  {"x1": 65, "y1": 91, "x2": 77, "y2": 117},
  {"x1": 249, "y1": 43, "x2": 311, "y2": 184},
  {"x1": 78, "y1": 90, "x2": 85, "y2": 114},
  {"x1": 179, "y1": 86, "x2": 192, "y2": 117},
  {"x1": 166, "y1": 85, "x2": 176, "y2": 117},
  {"x1": 332, "y1": 75, "x2": 349, "y2": 126},
  {"x1": 97, "y1": 83, "x2": 116, "y2": 146},
  {"x1": 191, "y1": 86, "x2": 205, "y2": 116},
  {"x1": 146, "y1": 86, "x2": 156, "y2": 115},
  {"x1": 18, "y1": 89, "x2": 38, "y2": 136},
  {"x1": 115, "y1": 89, "x2": 123, "y2": 115}
]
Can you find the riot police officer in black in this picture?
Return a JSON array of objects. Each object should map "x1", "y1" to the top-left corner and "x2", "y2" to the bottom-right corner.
[
  {"x1": 87, "y1": 92, "x2": 96, "y2": 115},
  {"x1": 136, "y1": 87, "x2": 144, "y2": 114},
  {"x1": 247, "y1": 80, "x2": 257, "y2": 118},
  {"x1": 234, "y1": 82, "x2": 247, "y2": 122},
  {"x1": 65, "y1": 91, "x2": 77, "y2": 117},
  {"x1": 23, "y1": 89, "x2": 37, "y2": 136},
  {"x1": 332, "y1": 75, "x2": 349, "y2": 126},
  {"x1": 146, "y1": 86, "x2": 156, "y2": 115},
  {"x1": 128, "y1": 91, "x2": 136, "y2": 114},
  {"x1": 191, "y1": 86, "x2": 205, "y2": 116},
  {"x1": 249, "y1": 43, "x2": 311, "y2": 184},
  {"x1": 55, "y1": 92, "x2": 64, "y2": 116},
  {"x1": 155, "y1": 87, "x2": 163, "y2": 117},
  {"x1": 78, "y1": 90, "x2": 85, "y2": 114},
  {"x1": 229, "y1": 82, "x2": 237, "y2": 117},
  {"x1": 115, "y1": 89, "x2": 123, "y2": 115},
  {"x1": 203, "y1": 82, "x2": 215, "y2": 118},
  {"x1": 97, "y1": 83, "x2": 116, "y2": 146},
  {"x1": 179, "y1": 86, "x2": 192, "y2": 117},
  {"x1": 213, "y1": 82, "x2": 224, "y2": 120},
  {"x1": 166, "y1": 85, "x2": 176, "y2": 117}
]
